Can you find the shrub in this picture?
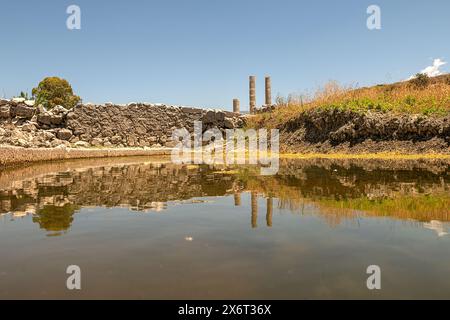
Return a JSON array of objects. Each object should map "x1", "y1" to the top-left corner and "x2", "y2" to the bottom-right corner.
[
  {"x1": 411, "y1": 73, "x2": 430, "y2": 88},
  {"x1": 19, "y1": 91, "x2": 31, "y2": 100},
  {"x1": 32, "y1": 77, "x2": 81, "y2": 110}
]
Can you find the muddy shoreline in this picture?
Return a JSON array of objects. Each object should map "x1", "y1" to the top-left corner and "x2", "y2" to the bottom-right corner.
[
  {"x1": 0, "y1": 146, "x2": 173, "y2": 168},
  {"x1": 2, "y1": 144, "x2": 450, "y2": 169}
]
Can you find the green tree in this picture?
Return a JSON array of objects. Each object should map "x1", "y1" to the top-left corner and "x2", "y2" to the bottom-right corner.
[{"x1": 32, "y1": 77, "x2": 81, "y2": 110}]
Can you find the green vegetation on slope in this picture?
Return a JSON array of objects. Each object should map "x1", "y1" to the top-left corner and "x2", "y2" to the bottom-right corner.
[{"x1": 250, "y1": 74, "x2": 450, "y2": 129}]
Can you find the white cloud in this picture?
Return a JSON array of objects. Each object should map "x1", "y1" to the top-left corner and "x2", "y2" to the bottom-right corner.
[{"x1": 408, "y1": 58, "x2": 447, "y2": 80}]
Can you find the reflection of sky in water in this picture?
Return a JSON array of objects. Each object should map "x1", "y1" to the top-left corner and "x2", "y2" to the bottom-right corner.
[{"x1": 0, "y1": 158, "x2": 449, "y2": 299}]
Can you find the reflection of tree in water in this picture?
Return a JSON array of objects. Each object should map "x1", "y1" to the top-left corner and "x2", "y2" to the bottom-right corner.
[{"x1": 32, "y1": 203, "x2": 80, "y2": 236}]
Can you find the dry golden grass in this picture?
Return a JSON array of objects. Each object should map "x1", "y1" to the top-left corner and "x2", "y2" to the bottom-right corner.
[{"x1": 249, "y1": 74, "x2": 450, "y2": 129}]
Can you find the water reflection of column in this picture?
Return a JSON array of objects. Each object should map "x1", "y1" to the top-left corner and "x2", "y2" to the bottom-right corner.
[
  {"x1": 266, "y1": 197, "x2": 273, "y2": 227},
  {"x1": 234, "y1": 192, "x2": 241, "y2": 206},
  {"x1": 251, "y1": 192, "x2": 258, "y2": 228}
]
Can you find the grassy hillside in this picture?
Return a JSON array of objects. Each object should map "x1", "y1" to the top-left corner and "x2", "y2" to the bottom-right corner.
[{"x1": 250, "y1": 74, "x2": 450, "y2": 129}]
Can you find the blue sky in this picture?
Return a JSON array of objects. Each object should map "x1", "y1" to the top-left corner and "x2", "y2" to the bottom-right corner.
[{"x1": 0, "y1": 0, "x2": 448, "y2": 110}]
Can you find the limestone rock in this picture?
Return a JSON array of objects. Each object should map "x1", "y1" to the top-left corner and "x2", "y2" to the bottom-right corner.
[
  {"x1": 12, "y1": 97, "x2": 26, "y2": 103},
  {"x1": 223, "y1": 117, "x2": 235, "y2": 129},
  {"x1": 37, "y1": 111, "x2": 64, "y2": 126},
  {"x1": 215, "y1": 110, "x2": 226, "y2": 122},
  {"x1": 0, "y1": 105, "x2": 11, "y2": 119},
  {"x1": 17, "y1": 138, "x2": 30, "y2": 148},
  {"x1": 52, "y1": 105, "x2": 68, "y2": 115},
  {"x1": 21, "y1": 122, "x2": 37, "y2": 132},
  {"x1": 0, "y1": 99, "x2": 10, "y2": 107},
  {"x1": 37, "y1": 113, "x2": 52, "y2": 125},
  {"x1": 24, "y1": 100, "x2": 35, "y2": 107},
  {"x1": 13, "y1": 104, "x2": 35, "y2": 119},
  {"x1": 50, "y1": 114, "x2": 64, "y2": 125},
  {"x1": 74, "y1": 141, "x2": 90, "y2": 148},
  {"x1": 203, "y1": 110, "x2": 215, "y2": 123},
  {"x1": 90, "y1": 138, "x2": 103, "y2": 147},
  {"x1": 57, "y1": 129, "x2": 73, "y2": 141},
  {"x1": 51, "y1": 139, "x2": 64, "y2": 148},
  {"x1": 164, "y1": 141, "x2": 178, "y2": 148},
  {"x1": 43, "y1": 131, "x2": 55, "y2": 141},
  {"x1": 36, "y1": 104, "x2": 46, "y2": 115},
  {"x1": 108, "y1": 136, "x2": 120, "y2": 144}
]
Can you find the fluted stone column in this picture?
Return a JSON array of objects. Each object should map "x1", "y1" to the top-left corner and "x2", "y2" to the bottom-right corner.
[
  {"x1": 249, "y1": 76, "x2": 256, "y2": 114},
  {"x1": 233, "y1": 99, "x2": 240, "y2": 114},
  {"x1": 265, "y1": 76, "x2": 272, "y2": 106}
]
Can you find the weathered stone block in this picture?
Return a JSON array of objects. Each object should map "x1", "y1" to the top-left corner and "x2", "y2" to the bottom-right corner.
[
  {"x1": 74, "y1": 141, "x2": 90, "y2": 148},
  {"x1": 57, "y1": 129, "x2": 73, "y2": 141},
  {"x1": 13, "y1": 104, "x2": 35, "y2": 119},
  {"x1": 21, "y1": 122, "x2": 37, "y2": 132},
  {"x1": 37, "y1": 113, "x2": 52, "y2": 125},
  {"x1": 91, "y1": 138, "x2": 103, "y2": 147},
  {"x1": 223, "y1": 117, "x2": 235, "y2": 129},
  {"x1": 0, "y1": 105, "x2": 11, "y2": 119},
  {"x1": 12, "y1": 97, "x2": 26, "y2": 103},
  {"x1": 0, "y1": 100, "x2": 10, "y2": 107},
  {"x1": 50, "y1": 114, "x2": 64, "y2": 125}
]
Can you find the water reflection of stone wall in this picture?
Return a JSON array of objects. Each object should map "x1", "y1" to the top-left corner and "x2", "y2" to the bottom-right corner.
[
  {"x1": 0, "y1": 162, "x2": 240, "y2": 233},
  {"x1": 1, "y1": 158, "x2": 449, "y2": 234}
]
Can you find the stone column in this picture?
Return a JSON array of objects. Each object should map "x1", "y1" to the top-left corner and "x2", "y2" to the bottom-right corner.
[
  {"x1": 265, "y1": 76, "x2": 272, "y2": 106},
  {"x1": 266, "y1": 197, "x2": 273, "y2": 227},
  {"x1": 233, "y1": 99, "x2": 240, "y2": 114},
  {"x1": 251, "y1": 192, "x2": 258, "y2": 228},
  {"x1": 249, "y1": 76, "x2": 256, "y2": 114}
]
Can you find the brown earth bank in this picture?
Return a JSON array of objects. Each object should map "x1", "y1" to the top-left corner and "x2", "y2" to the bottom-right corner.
[{"x1": 267, "y1": 109, "x2": 450, "y2": 154}]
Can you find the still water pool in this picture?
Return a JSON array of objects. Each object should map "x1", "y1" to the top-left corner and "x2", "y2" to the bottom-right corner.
[{"x1": 0, "y1": 157, "x2": 449, "y2": 299}]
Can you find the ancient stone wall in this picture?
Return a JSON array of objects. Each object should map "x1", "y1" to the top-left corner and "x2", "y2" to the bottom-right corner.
[{"x1": 0, "y1": 98, "x2": 244, "y2": 148}]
